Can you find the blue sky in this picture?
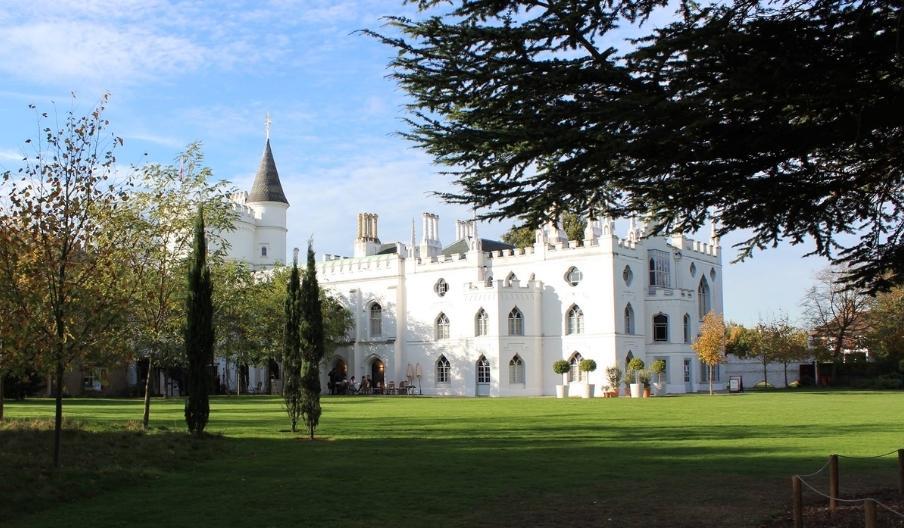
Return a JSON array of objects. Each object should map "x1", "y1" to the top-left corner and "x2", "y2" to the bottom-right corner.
[{"x1": 0, "y1": 0, "x2": 828, "y2": 325}]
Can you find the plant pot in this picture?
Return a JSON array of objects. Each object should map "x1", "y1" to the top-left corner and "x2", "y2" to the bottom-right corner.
[
  {"x1": 643, "y1": 387, "x2": 651, "y2": 398},
  {"x1": 630, "y1": 383, "x2": 642, "y2": 398},
  {"x1": 582, "y1": 384, "x2": 594, "y2": 399},
  {"x1": 556, "y1": 385, "x2": 568, "y2": 399},
  {"x1": 608, "y1": 390, "x2": 618, "y2": 398},
  {"x1": 653, "y1": 382, "x2": 666, "y2": 396}
]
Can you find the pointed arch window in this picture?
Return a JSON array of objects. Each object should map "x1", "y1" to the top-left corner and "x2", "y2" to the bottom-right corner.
[
  {"x1": 369, "y1": 303, "x2": 382, "y2": 337},
  {"x1": 436, "y1": 355, "x2": 451, "y2": 383},
  {"x1": 653, "y1": 313, "x2": 669, "y2": 342},
  {"x1": 475, "y1": 308, "x2": 488, "y2": 337},
  {"x1": 624, "y1": 304, "x2": 635, "y2": 335},
  {"x1": 476, "y1": 355, "x2": 491, "y2": 384},
  {"x1": 625, "y1": 350, "x2": 634, "y2": 372},
  {"x1": 435, "y1": 313, "x2": 450, "y2": 340},
  {"x1": 509, "y1": 355, "x2": 525, "y2": 384},
  {"x1": 566, "y1": 305, "x2": 584, "y2": 335},
  {"x1": 568, "y1": 352, "x2": 584, "y2": 383},
  {"x1": 508, "y1": 307, "x2": 524, "y2": 336},
  {"x1": 698, "y1": 277, "x2": 711, "y2": 320},
  {"x1": 683, "y1": 313, "x2": 691, "y2": 344}
]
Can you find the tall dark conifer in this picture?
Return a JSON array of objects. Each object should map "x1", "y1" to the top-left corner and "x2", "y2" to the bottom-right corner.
[
  {"x1": 184, "y1": 207, "x2": 213, "y2": 436},
  {"x1": 283, "y1": 249, "x2": 303, "y2": 432},
  {"x1": 299, "y1": 241, "x2": 324, "y2": 439}
]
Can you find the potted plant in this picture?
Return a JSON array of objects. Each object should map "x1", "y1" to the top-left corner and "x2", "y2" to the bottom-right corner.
[
  {"x1": 639, "y1": 369, "x2": 652, "y2": 398},
  {"x1": 579, "y1": 359, "x2": 597, "y2": 398},
  {"x1": 605, "y1": 366, "x2": 622, "y2": 398},
  {"x1": 628, "y1": 358, "x2": 645, "y2": 398},
  {"x1": 553, "y1": 359, "x2": 571, "y2": 398},
  {"x1": 651, "y1": 359, "x2": 667, "y2": 396}
]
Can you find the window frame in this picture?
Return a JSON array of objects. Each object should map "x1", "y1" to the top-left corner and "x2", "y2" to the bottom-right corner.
[
  {"x1": 369, "y1": 302, "x2": 382, "y2": 338},
  {"x1": 436, "y1": 355, "x2": 451, "y2": 384},
  {"x1": 509, "y1": 355, "x2": 525, "y2": 384},
  {"x1": 435, "y1": 313, "x2": 450, "y2": 340},
  {"x1": 566, "y1": 304, "x2": 584, "y2": 335},
  {"x1": 565, "y1": 266, "x2": 583, "y2": 286},
  {"x1": 434, "y1": 278, "x2": 448, "y2": 297},
  {"x1": 624, "y1": 304, "x2": 635, "y2": 335},
  {"x1": 475, "y1": 308, "x2": 489, "y2": 337},
  {"x1": 477, "y1": 355, "x2": 491, "y2": 384},
  {"x1": 648, "y1": 250, "x2": 671, "y2": 288},
  {"x1": 508, "y1": 307, "x2": 524, "y2": 336},
  {"x1": 568, "y1": 352, "x2": 584, "y2": 383},
  {"x1": 653, "y1": 313, "x2": 669, "y2": 342}
]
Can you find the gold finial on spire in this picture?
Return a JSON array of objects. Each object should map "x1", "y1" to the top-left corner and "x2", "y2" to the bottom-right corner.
[{"x1": 265, "y1": 112, "x2": 272, "y2": 140}]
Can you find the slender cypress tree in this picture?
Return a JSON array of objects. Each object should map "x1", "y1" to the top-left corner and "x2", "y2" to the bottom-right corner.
[
  {"x1": 184, "y1": 207, "x2": 213, "y2": 436},
  {"x1": 283, "y1": 249, "x2": 303, "y2": 432},
  {"x1": 299, "y1": 241, "x2": 324, "y2": 439}
]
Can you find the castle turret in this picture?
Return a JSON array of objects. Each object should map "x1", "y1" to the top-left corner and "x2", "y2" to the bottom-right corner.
[{"x1": 246, "y1": 133, "x2": 289, "y2": 267}]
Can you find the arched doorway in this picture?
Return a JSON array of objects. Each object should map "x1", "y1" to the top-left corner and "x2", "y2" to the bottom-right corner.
[
  {"x1": 329, "y1": 357, "x2": 348, "y2": 394},
  {"x1": 370, "y1": 358, "x2": 385, "y2": 392},
  {"x1": 476, "y1": 355, "x2": 490, "y2": 397}
]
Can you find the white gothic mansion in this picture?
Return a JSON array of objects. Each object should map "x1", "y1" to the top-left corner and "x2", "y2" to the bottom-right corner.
[{"x1": 217, "y1": 138, "x2": 739, "y2": 397}]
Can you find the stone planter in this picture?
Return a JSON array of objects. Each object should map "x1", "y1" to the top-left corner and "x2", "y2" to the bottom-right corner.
[
  {"x1": 556, "y1": 384, "x2": 569, "y2": 399},
  {"x1": 582, "y1": 384, "x2": 594, "y2": 399},
  {"x1": 653, "y1": 382, "x2": 667, "y2": 396}
]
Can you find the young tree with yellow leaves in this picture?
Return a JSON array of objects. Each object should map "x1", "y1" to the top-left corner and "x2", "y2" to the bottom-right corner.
[{"x1": 692, "y1": 311, "x2": 727, "y2": 395}]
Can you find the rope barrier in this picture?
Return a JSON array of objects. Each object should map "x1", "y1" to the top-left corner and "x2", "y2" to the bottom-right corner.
[
  {"x1": 876, "y1": 501, "x2": 904, "y2": 520},
  {"x1": 798, "y1": 458, "x2": 831, "y2": 478},
  {"x1": 797, "y1": 475, "x2": 904, "y2": 519},
  {"x1": 837, "y1": 450, "x2": 899, "y2": 459}
]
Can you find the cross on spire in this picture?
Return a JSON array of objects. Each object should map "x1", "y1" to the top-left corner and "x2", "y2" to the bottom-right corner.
[{"x1": 265, "y1": 113, "x2": 272, "y2": 140}]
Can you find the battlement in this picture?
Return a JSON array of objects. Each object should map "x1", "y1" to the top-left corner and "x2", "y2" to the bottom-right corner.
[
  {"x1": 318, "y1": 253, "x2": 400, "y2": 277},
  {"x1": 229, "y1": 200, "x2": 257, "y2": 219},
  {"x1": 465, "y1": 278, "x2": 544, "y2": 291},
  {"x1": 668, "y1": 234, "x2": 720, "y2": 258}
]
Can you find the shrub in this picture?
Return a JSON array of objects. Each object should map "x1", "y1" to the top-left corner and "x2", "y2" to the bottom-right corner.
[
  {"x1": 753, "y1": 380, "x2": 775, "y2": 389},
  {"x1": 579, "y1": 359, "x2": 597, "y2": 374},
  {"x1": 788, "y1": 380, "x2": 801, "y2": 388},
  {"x1": 875, "y1": 374, "x2": 904, "y2": 390},
  {"x1": 552, "y1": 360, "x2": 571, "y2": 375},
  {"x1": 638, "y1": 370, "x2": 652, "y2": 387},
  {"x1": 628, "y1": 358, "x2": 645, "y2": 372},
  {"x1": 605, "y1": 366, "x2": 622, "y2": 389}
]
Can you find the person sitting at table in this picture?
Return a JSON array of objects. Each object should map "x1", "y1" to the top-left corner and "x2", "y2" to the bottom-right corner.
[{"x1": 348, "y1": 376, "x2": 358, "y2": 394}]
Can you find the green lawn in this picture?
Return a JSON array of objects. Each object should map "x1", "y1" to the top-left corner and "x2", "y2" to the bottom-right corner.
[{"x1": 2, "y1": 391, "x2": 902, "y2": 527}]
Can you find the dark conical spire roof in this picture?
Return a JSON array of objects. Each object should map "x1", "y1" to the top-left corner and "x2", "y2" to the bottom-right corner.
[{"x1": 247, "y1": 139, "x2": 288, "y2": 204}]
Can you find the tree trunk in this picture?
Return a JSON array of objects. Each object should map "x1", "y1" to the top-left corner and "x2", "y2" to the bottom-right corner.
[
  {"x1": 762, "y1": 355, "x2": 768, "y2": 387},
  {"x1": 0, "y1": 370, "x2": 5, "y2": 421},
  {"x1": 53, "y1": 355, "x2": 64, "y2": 468},
  {"x1": 142, "y1": 359, "x2": 153, "y2": 429},
  {"x1": 236, "y1": 363, "x2": 241, "y2": 397},
  {"x1": 708, "y1": 364, "x2": 713, "y2": 395},
  {"x1": 784, "y1": 363, "x2": 789, "y2": 387}
]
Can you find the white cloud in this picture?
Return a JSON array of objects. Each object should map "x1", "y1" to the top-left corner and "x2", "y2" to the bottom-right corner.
[
  {"x1": 0, "y1": 21, "x2": 206, "y2": 87},
  {"x1": 0, "y1": 149, "x2": 23, "y2": 161}
]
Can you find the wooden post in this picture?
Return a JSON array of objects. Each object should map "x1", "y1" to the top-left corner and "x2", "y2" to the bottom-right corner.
[
  {"x1": 898, "y1": 449, "x2": 904, "y2": 496},
  {"x1": 864, "y1": 499, "x2": 877, "y2": 528},
  {"x1": 792, "y1": 475, "x2": 803, "y2": 528},
  {"x1": 829, "y1": 454, "x2": 839, "y2": 511}
]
